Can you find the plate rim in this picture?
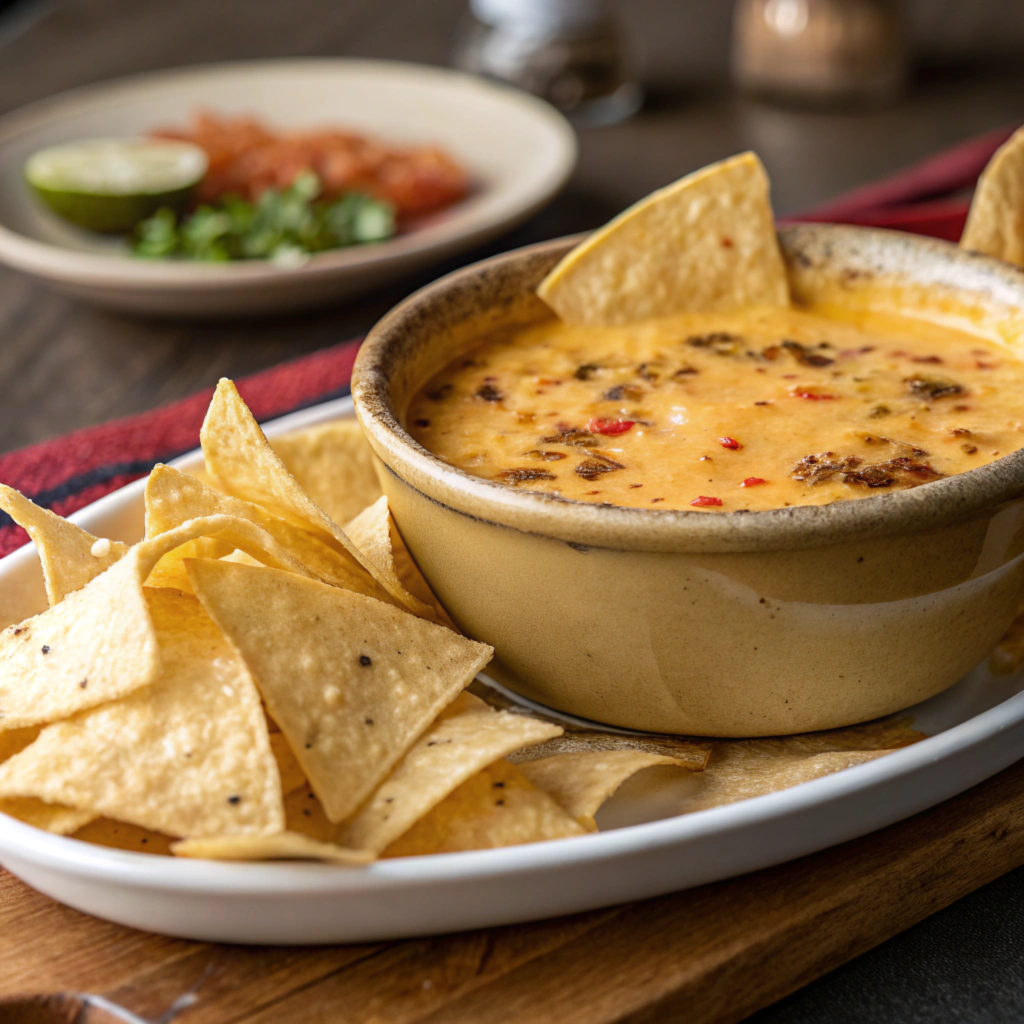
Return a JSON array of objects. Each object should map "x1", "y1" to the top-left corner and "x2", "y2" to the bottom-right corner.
[
  {"x1": 1, "y1": 394, "x2": 1022, "y2": 896},
  {"x1": 0, "y1": 57, "x2": 577, "y2": 289}
]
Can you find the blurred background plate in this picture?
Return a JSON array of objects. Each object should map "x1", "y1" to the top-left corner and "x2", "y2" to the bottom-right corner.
[{"x1": 0, "y1": 59, "x2": 576, "y2": 316}]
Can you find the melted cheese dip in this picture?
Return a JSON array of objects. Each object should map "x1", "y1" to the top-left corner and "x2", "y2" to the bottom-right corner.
[{"x1": 407, "y1": 306, "x2": 1024, "y2": 511}]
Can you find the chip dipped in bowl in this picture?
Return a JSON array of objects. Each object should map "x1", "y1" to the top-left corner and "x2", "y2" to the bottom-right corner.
[{"x1": 354, "y1": 153, "x2": 1024, "y2": 737}]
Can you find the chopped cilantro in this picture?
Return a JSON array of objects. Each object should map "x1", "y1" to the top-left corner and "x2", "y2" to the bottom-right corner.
[{"x1": 132, "y1": 172, "x2": 395, "y2": 262}]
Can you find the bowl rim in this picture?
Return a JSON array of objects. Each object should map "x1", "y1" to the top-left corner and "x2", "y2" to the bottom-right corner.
[{"x1": 354, "y1": 225, "x2": 1024, "y2": 554}]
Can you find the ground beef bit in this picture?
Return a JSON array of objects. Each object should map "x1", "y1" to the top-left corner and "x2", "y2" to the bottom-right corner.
[
  {"x1": 792, "y1": 452, "x2": 943, "y2": 489},
  {"x1": 499, "y1": 468, "x2": 557, "y2": 485},
  {"x1": 685, "y1": 332, "x2": 745, "y2": 356},
  {"x1": 522, "y1": 450, "x2": 567, "y2": 461},
  {"x1": 575, "y1": 455, "x2": 624, "y2": 480},
  {"x1": 476, "y1": 383, "x2": 504, "y2": 402},
  {"x1": 603, "y1": 383, "x2": 644, "y2": 401},
  {"x1": 904, "y1": 376, "x2": 964, "y2": 401},
  {"x1": 540, "y1": 428, "x2": 600, "y2": 447}
]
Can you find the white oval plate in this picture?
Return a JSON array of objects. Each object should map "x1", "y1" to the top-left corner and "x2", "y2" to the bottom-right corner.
[
  {"x1": 0, "y1": 60, "x2": 576, "y2": 316},
  {"x1": 0, "y1": 396, "x2": 1022, "y2": 944}
]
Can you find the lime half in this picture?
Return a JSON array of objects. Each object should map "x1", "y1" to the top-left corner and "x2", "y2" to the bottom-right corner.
[{"x1": 25, "y1": 139, "x2": 208, "y2": 233}]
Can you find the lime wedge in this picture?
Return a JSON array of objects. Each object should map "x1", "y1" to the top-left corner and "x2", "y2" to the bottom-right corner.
[{"x1": 25, "y1": 139, "x2": 208, "y2": 233}]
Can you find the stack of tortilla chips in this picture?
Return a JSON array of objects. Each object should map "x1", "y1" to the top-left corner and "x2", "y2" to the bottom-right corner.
[{"x1": 0, "y1": 381, "x2": 721, "y2": 863}]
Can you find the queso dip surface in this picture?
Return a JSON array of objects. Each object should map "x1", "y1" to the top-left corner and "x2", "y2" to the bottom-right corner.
[{"x1": 407, "y1": 306, "x2": 1024, "y2": 511}]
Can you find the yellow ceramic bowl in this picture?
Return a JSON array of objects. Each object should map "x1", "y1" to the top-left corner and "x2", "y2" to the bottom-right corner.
[{"x1": 354, "y1": 225, "x2": 1024, "y2": 736}]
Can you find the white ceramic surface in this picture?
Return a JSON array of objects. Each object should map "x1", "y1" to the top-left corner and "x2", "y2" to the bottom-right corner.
[
  {"x1": 0, "y1": 60, "x2": 577, "y2": 316},
  {"x1": 0, "y1": 396, "x2": 1022, "y2": 944}
]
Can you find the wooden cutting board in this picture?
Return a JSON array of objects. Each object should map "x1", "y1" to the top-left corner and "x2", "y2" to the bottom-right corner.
[{"x1": 1, "y1": 757, "x2": 1023, "y2": 1024}]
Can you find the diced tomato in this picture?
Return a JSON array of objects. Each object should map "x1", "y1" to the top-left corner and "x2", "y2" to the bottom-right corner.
[
  {"x1": 588, "y1": 417, "x2": 635, "y2": 436},
  {"x1": 740, "y1": 477, "x2": 766, "y2": 487},
  {"x1": 791, "y1": 389, "x2": 836, "y2": 400},
  {"x1": 718, "y1": 436, "x2": 742, "y2": 450},
  {"x1": 690, "y1": 496, "x2": 723, "y2": 507}
]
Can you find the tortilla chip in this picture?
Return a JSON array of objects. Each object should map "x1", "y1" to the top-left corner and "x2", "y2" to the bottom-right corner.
[
  {"x1": 187, "y1": 559, "x2": 493, "y2": 823},
  {"x1": 145, "y1": 536, "x2": 235, "y2": 593},
  {"x1": 0, "y1": 512, "x2": 338, "y2": 733},
  {"x1": 383, "y1": 759, "x2": 586, "y2": 857},
  {"x1": 0, "y1": 486, "x2": 128, "y2": 605},
  {"x1": 0, "y1": 590, "x2": 283, "y2": 838},
  {"x1": 474, "y1": 683, "x2": 713, "y2": 771},
  {"x1": 0, "y1": 797, "x2": 95, "y2": 835},
  {"x1": 506, "y1": 728, "x2": 712, "y2": 772},
  {"x1": 73, "y1": 817, "x2": 174, "y2": 855},
  {"x1": 677, "y1": 718, "x2": 925, "y2": 814},
  {"x1": 271, "y1": 732, "x2": 306, "y2": 795},
  {"x1": 145, "y1": 465, "x2": 385, "y2": 600},
  {"x1": 537, "y1": 152, "x2": 789, "y2": 325},
  {"x1": 200, "y1": 381, "x2": 396, "y2": 593},
  {"x1": 0, "y1": 726, "x2": 91, "y2": 833},
  {"x1": 961, "y1": 126, "x2": 1024, "y2": 267},
  {"x1": 270, "y1": 419, "x2": 383, "y2": 525},
  {"x1": 171, "y1": 832, "x2": 372, "y2": 866},
  {"x1": 342, "y1": 692, "x2": 562, "y2": 853},
  {"x1": 284, "y1": 784, "x2": 335, "y2": 841},
  {"x1": 0, "y1": 726, "x2": 38, "y2": 763},
  {"x1": 345, "y1": 496, "x2": 434, "y2": 618},
  {"x1": 0, "y1": 550, "x2": 158, "y2": 731},
  {"x1": 519, "y1": 750, "x2": 691, "y2": 830}
]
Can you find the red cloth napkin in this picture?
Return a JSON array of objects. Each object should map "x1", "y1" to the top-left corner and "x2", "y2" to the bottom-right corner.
[
  {"x1": 0, "y1": 124, "x2": 1017, "y2": 557},
  {"x1": 792, "y1": 124, "x2": 1016, "y2": 241}
]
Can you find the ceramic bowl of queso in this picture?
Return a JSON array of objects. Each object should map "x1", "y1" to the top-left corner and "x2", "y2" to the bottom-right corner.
[{"x1": 354, "y1": 217, "x2": 1024, "y2": 736}]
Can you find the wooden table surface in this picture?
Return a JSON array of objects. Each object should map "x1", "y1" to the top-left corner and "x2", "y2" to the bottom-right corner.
[{"x1": 1, "y1": 0, "x2": 1024, "y2": 1020}]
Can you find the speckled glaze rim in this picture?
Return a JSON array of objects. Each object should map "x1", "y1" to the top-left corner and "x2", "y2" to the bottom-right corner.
[{"x1": 354, "y1": 225, "x2": 1024, "y2": 554}]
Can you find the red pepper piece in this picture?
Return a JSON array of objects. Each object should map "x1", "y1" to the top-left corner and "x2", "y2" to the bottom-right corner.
[
  {"x1": 718, "y1": 436, "x2": 742, "y2": 450},
  {"x1": 791, "y1": 389, "x2": 836, "y2": 401},
  {"x1": 740, "y1": 477, "x2": 766, "y2": 487},
  {"x1": 588, "y1": 417, "x2": 635, "y2": 435},
  {"x1": 690, "y1": 496, "x2": 723, "y2": 507}
]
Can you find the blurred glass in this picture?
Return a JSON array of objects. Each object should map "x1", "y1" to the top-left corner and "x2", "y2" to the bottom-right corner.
[
  {"x1": 731, "y1": 0, "x2": 908, "y2": 108},
  {"x1": 453, "y1": 0, "x2": 642, "y2": 126}
]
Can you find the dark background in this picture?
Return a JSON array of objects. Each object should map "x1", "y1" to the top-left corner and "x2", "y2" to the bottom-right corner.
[{"x1": 0, "y1": 1, "x2": 1023, "y2": 1019}]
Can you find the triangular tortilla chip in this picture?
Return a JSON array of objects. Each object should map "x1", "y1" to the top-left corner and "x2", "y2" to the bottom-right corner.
[
  {"x1": 345, "y1": 496, "x2": 434, "y2": 619},
  {"x1": 0, "y1": 798, "x2": 95, "y2": 835},
  {"x1": 537, "y1": 152, "x2": 789, "y2": 325},
  {"x1": 0, "y1": 726, "x2": 91, "y2": 833},
  {"x1": 73, "y1": 817, "x2": 174, "y2": 855},
  {"x1": 270, "y1": 732, "x2": 306, "y2": 795},
  {"x1": 0, "y1": 548, "x2": 159, "y2": 731},
  {"x1": 172, "y1": 832, "x2": 372, "y2": 865},
  {"x1": 383, "y1": 759, "x2": 585, "y2": 857},
  {"x1": 0, "y1": 590, "x2": 283, "y2": 838},
  {"x1": 0, "y1": 512, "x2": 330, "y2": 732},
  {"x1": 342, "y1": 692, "x2": 562, "y2": 853},
  {"x1": 0, "y1": 725, "x2": 38, "y2": 762},
  {"x1": 0, "y1": 485, "x2": 127, "y2": 605},
  {"x1": 270, "y1": 419, "x2": 383, "y2": 526},
  {"x1": 145, "y1": 465, "x2": 386, "y2": 600},
  {"x1": 477, "y1": 684, "x2": 713, "y2": 771},
  {"x1": 676, "y1": 720, "x2": 925, "y2": 814},
  {"x1": 187, "y1": 559, "x2": 493, "y2": 822},
  {"x1": 519, "y1": 750, "x2": 691, "y2": 830},
  {"x1": 200, "y1": 381, "x2": 375, "y2": 569},
  {"x1": 961, "y1": 126, "x2": 1024, "y2": 267},
  {"x1": 284, "y1": 784, "x2": 335, "y2": 841},
  {"x1": 144, "y1": 536, "x2": 236, "y2": 593},
  {"x1": 201, "y1": 380, "x2": 420, "y2": 612}
]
